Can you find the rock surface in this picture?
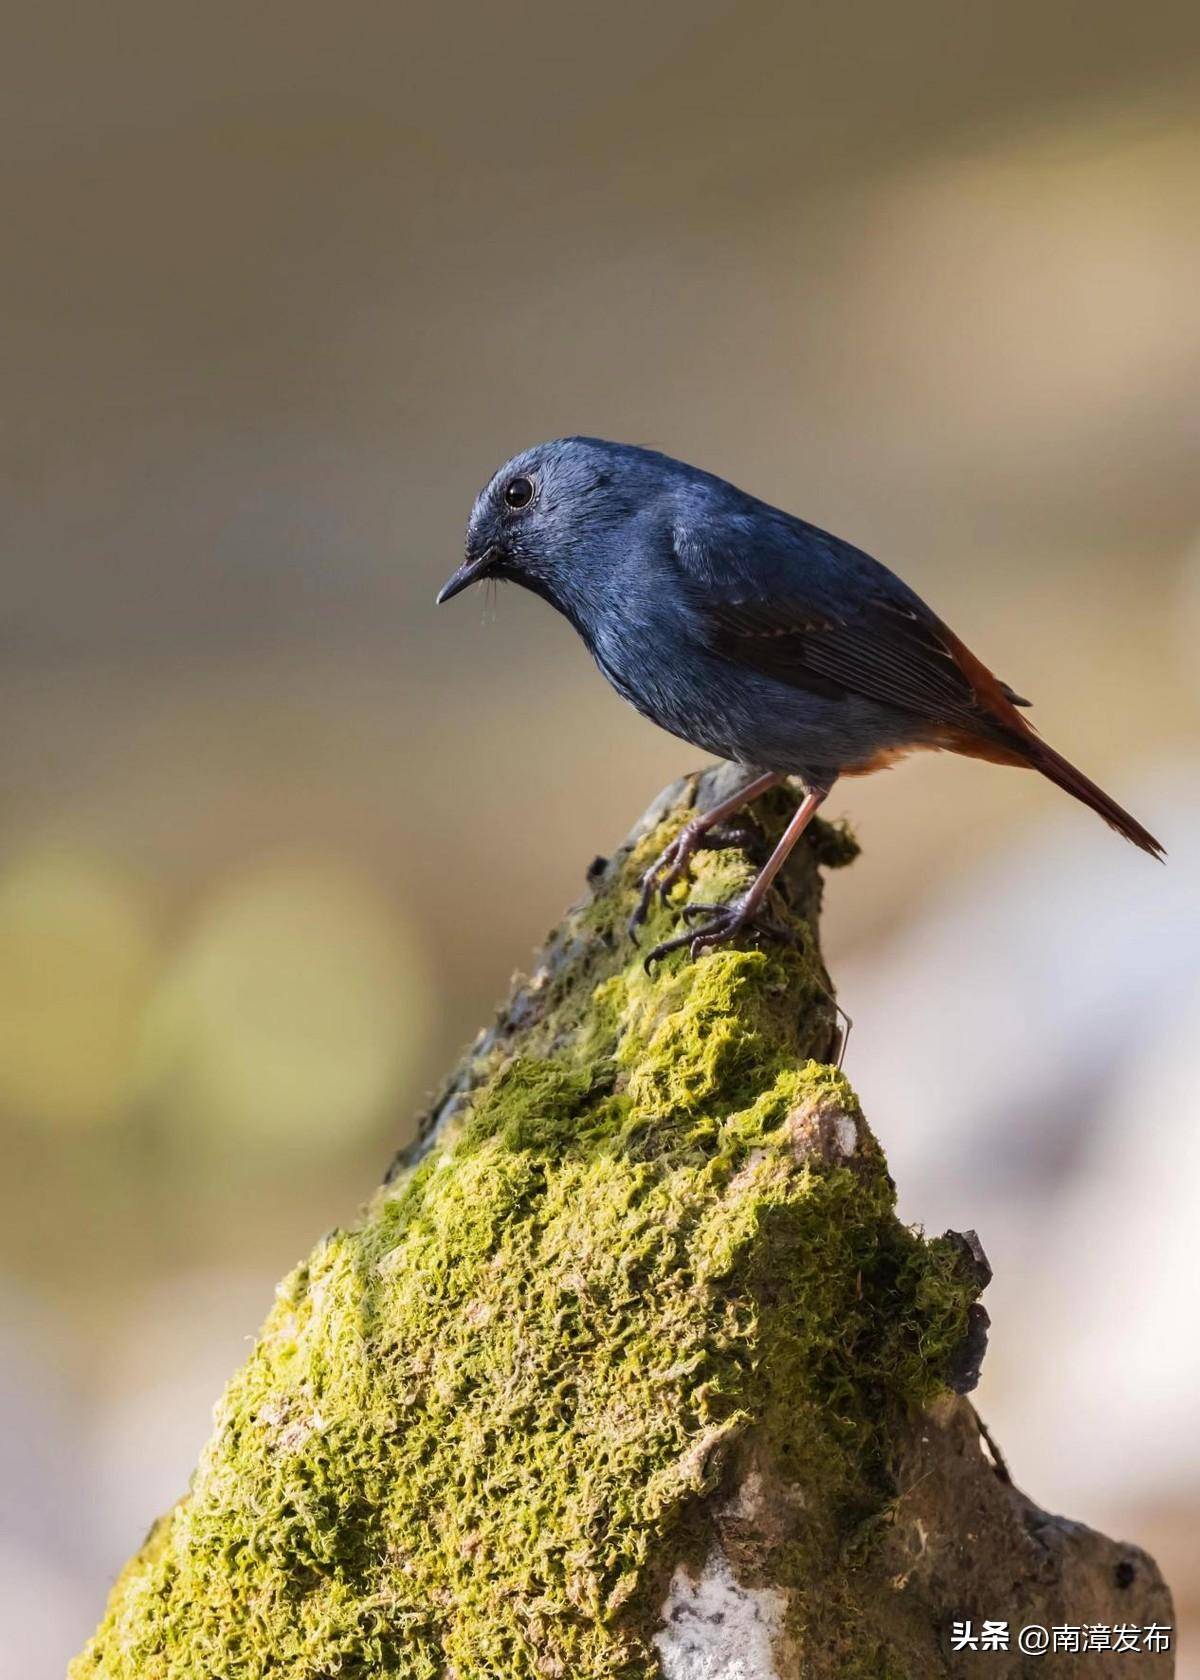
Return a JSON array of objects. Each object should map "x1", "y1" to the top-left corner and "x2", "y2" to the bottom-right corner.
[{"x1": 70, "y1": 768, "x2": 1173, "y2": 1678}]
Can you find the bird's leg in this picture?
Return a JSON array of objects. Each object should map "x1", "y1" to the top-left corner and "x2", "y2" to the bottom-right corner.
[
  {"x1": 629, "y1": 770, "x2": 783, "y2": 936},
  {"x1": 644, "y1": 787, "x2": 828, "y2": 967}
]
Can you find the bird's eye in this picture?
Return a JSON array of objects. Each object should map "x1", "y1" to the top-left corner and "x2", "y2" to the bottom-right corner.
[{"x1": 503, "y1": 476, "x2": 535, "y2": 510}]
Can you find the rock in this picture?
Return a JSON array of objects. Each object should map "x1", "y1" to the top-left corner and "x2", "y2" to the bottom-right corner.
[{"x1": 70, "y1": 768, "x2": 1173, "y2": 1679}]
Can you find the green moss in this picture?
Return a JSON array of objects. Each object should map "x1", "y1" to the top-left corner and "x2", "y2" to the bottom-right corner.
[{"x1": 72, "y1": 783, "x2": 978, "y2": 1680}]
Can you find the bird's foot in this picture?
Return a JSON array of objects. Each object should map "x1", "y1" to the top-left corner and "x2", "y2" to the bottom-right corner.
[
  {"x1": 642, "y1": 894, "x2": 795, "y2": 970},
  {"x1": 628, "y1": 821, "x2": 759, "y2": 938}
]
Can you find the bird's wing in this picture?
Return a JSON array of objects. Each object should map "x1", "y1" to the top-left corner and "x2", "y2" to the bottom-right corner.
[{"x1": 673, "y1": 515, "x2": 1029, "y2": 733}]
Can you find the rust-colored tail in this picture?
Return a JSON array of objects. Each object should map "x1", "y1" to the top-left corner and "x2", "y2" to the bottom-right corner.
[
  {"x1": 1021, "y1": 736, "x2": 1164, "y2": 858},
  {"x1": 933, "y1": 622, "x2": 1164, "y2": 857}
]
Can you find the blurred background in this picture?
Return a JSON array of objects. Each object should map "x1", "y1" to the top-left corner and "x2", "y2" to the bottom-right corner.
[{"x1": 2, "y1": 1, "x2": 1198, "y2": 1671}]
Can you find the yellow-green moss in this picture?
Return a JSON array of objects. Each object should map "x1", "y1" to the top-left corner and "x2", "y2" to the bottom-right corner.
[{"x1": 71, "y1": 785, "x2": 977, "y2": 1680}]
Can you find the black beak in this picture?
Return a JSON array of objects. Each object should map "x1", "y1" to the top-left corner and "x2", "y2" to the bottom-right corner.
[{"x1": 436, "y1": 547, "x2": 498, "y2": 605}]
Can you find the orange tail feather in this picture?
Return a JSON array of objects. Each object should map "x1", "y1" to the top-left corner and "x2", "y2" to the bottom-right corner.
[
  {"x1": 934, "y1": 623, "x2": 1163, "y2": 857},
  {"x1": 1019, "y1": 736, "x2": 1163, "y2": 858}
]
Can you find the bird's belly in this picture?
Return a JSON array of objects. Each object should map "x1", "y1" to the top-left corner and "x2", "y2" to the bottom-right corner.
[{"x1": 593, "y1": 641, "x2": 921, "y2": 777}]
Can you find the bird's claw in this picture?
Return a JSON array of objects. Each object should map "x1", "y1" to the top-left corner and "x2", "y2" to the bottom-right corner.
[
  {"x1": 629, "y1": 823, "x2": 705, "y2": 935},
  {"x1": 679, "y1": 901, "x2": 725, "y2": 924},
  {"x1": 642, "y1": 894, "x2": 797, "y2": 970},
  {"x1": 628, "y1": 820, "x2": 760, "y2": 939}
]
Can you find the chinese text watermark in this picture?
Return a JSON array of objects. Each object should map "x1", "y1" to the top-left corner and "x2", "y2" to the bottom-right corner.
[{"x1": 949, "y1": 1620, "x2": 1172, "y2": 1655}]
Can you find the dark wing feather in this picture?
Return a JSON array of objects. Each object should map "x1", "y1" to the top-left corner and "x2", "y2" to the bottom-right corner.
[
  {"x1": 698, "y1": 590, "x2": 1012, "y2": 733},
  {"x1": 669, "y1": 502, "x2": 1030, "y2": 733}
]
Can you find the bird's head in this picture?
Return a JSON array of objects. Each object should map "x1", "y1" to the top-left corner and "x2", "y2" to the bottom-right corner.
[{"x1": 437, "y1": 437, "x2": 664, "y2": 629}]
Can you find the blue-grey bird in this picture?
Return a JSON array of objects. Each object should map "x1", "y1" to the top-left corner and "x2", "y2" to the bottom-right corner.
[{"x1": 437, "y1": 438, "x2": 1163, "y2": 964}]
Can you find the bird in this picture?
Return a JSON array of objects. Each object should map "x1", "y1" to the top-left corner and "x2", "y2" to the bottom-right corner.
[{"x1": 437, "y1": 437, "x2": 1163, "y2": 966}]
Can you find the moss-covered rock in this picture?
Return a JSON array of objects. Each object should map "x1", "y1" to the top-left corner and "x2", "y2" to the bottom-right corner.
[{"x1": 70, "y1": 769, "x2": 1170, "y2": 1680}]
